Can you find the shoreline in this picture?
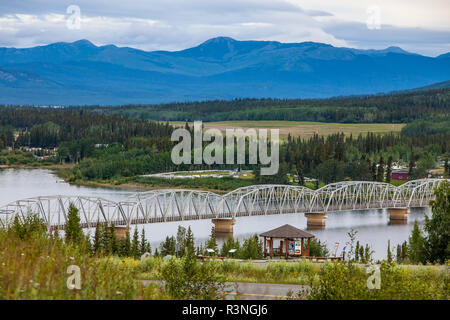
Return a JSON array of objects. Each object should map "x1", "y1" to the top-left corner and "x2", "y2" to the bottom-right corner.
[
  {"x1": 63, "y1": 178, "x2": 232, "y2": 194},
  {"x1": 0, "y1": 163, "x2": 75, "y2": 170}
]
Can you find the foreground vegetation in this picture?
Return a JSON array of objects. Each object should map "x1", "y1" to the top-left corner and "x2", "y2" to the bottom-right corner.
[{"x1": 1, "y1": 181, "x2": 448, "y2": 300}]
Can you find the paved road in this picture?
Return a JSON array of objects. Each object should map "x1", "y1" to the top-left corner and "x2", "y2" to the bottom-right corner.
[{"x1": 141, "y1": 280, "x2": 308, "y2": 300}]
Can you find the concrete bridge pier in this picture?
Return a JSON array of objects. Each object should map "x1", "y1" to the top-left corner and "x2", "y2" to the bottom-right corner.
[
  {"x1": 212, "y1": 218, "x2": 236, "y2": 237},
  {"x1": 304, "y1": 213, "x2": 328, "y2": 230},
  {"x1": 388, "y1": 207, "x2": 410, "y2": 224},
  {"x1": 114, "y1": 226, "x2": 131, "y2": 240}
]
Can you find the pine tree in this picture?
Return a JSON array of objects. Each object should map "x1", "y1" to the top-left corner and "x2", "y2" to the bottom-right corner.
[
  {"x1": 401, "y1": 241, "x2": 408, "y2": 261},
  {"x1": 109, "y1": 224, "x2": 119, "y2": 255},
  {"x1": 386, "y1": 156, "x2": 393, "y2": 183},
  {"x1": 387, "y1": 240, "x2": 392, "y2": 263},
  {"x1": 396, "y1": 244, "x2": 402, "y2": 262},
  {"x1": 425, "y1": 180, "x2": 450, "y2": 263},
  {"x1": 408, "y1": 157, "x2": 416, "y2": 180},
  {"x1": 176, "y1": 226, "x2": 186, "y2": 257},
  {"x1": 65, "y1": 203, "x2": 84, "y2": 246},
  {"x1": 408, "y1": 221, "x2": 426, "y2": 263},
  {"x1": 131, "y1": 228, "x2": 140, "y2": 259},
  {"x1": 444, "y1": 158, "x2": 449, "y2": 178},
  {"x1": 139, "y1": 228, "x2": 148, "y2": 256},
  {"x1": 355, "y1": 241, "x2": 360, "y2": 262},
  {"x1": 371, "y1": 162, "x2": 377, "y2": 181},
  {"x1": 123, "y1": 231, "x2": 131, "y2": 256},
  {"x1": 376, "y1": 156, "x2": 384, "y2": 182},
  {"x1": 185, "y1": 226, "x2": 195, "y2": 257},
  {"x1": 206, "y1": 227, "x2": 218, "y2": 255},
  {"x1": 359, "y1": 246, "x2": 364, "y2": 263},
  {"x1": 93, "y1": 222, "x2": 102, "y2": 253}
]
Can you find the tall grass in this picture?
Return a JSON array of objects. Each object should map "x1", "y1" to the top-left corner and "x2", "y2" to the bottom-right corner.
[
  {"x1": 0, "y1": 229, "x2": 166, "y2": 300},
  {"x1": 137, "y1": 257, "x2": 320, "y2": 285}
]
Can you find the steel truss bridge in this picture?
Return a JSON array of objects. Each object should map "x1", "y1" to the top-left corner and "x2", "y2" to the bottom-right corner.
[{"x1": 0, "y1": 179, "x2": 446, "y2": 231}]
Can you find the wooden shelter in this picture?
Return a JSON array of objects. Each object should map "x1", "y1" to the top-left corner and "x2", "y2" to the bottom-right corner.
[{"x1": 260, "y1": 224, "x2": 315, "y2": 259}]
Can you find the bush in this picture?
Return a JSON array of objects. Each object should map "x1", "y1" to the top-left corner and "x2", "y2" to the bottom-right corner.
[
  {"x1": 307, "y1": 261, "x2": 448, "y2": 300},
  {"x1": 161, "y1": 254, "x2": 225, "y2": 299}
]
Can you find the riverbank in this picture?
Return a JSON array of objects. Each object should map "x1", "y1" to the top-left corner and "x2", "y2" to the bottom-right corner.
[
  {"x1": 54, "y1": 172, "x2": 242, "y2": 194},
  {"x1": 56, "y1": 168, "x2": 254, "y2": 193},
  {"x1": 0, "y1": 163, "x2": 74, "y2": 170}
]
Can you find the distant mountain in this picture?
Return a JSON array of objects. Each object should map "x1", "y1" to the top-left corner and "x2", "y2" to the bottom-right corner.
[
  {"x1": 0, "y1": 37, "x2": 449, "y2": 105},
  {"x1": 408, "y1": 80, "x2": 450, "y2": 91}
]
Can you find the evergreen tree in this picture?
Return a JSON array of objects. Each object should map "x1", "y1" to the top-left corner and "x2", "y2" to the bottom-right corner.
[
  {"x1": 185, "y1": 226, "x2": 195, "y2": 257},
  {"x1": 160, "y1": 236, "x2": 176, "y2": 256},
  {"x1": 371, "y1": 162, "x2": 377, "y2": 181},
  {"x1": 239, "y1": 234, "x2": 263, "y2": 259},
  {"x1": 425, "y1": 180, "x2": 450, "y2": 263},
  {"x1": 206, "y1": 227, "x2": 218, "y2": 255},
  {"x1": 109, "y1": 224, "x2": 119, "y2": 255},
  {"x1": 408, "y1": 221, "x2": 426, "y2": 263},
  {"x1": 444, "y1": 158, "x2": 449, "y2": 178},
  {"x1": 220, "y1": 236, "x2": 240, "y2": 257},
  {"x1": 387, "y1": 240, "x2": 392, "y2": 263},
  {"x1": 355, "y1": 241, "x2": 360, "y2": 262},
  {"x1": 65, "y1": 203, "x2": 84, "y2": 246},
  {"x1": 401, "y1": 241, "x2": 408, "y2": 261},
  {"x1": 176, "y1": 226, "x2": 187, "y2": 257},
  {"x1": 408, "y1": 158, "x2": 416, "y2": 181},
  {"x1": 93, "y1": 222, "x2": 102, "y2": 253},
  {"x1": 396, "y1": 244, "x2": 402, "y2": 262},
  {"x1": 120, "y1": 231, "x2": 131, "y2": 257},
  {"x1": 131, "y1": 228, "x2": 140, "y2": 259},
  {"x1": 386, "y1": 156, "x2": 393, "y2": 183},
  {"x1": 359, "y1": 246, "x2": 364, "y2": 263},
  {"x1": 376, "y1": 156, "x2": 384, "y2": 182},
  {"x1": 139, "y1": 228, "x2": 149, "y2": 256}
]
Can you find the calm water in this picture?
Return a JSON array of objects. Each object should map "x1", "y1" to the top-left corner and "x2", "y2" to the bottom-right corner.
[{"x1": 0, "y1": 168, "x2": 430, "y2": 260}]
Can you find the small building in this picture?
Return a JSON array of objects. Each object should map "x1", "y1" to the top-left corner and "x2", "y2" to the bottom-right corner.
[
  {"x1": 260, "y1": 224, "x2": 315, "y2": 259},
  {"x1": 392, "y1": 169, "x2": 409, "y2": 181}
]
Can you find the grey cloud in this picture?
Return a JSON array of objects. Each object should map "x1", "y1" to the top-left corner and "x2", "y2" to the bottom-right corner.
[
  {"x1": 0, "y1": 0, "x2": 448, "y2": 56},
  {"x1": 324, "y1": 21, "x2": 450, "y2": 44}
]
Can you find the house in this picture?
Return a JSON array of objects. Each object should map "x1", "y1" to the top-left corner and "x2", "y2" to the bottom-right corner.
[{"x1": 392, "y1": 169, "x2": 409, "y2": 181}]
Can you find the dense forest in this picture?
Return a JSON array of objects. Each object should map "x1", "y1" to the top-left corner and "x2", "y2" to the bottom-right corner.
[
  {"x1": 0, "y1": 106, "x2": 173, "y2": 163},
  {"x1": 0, "y1": 90, "x2": 449, "y2": 189},
  {"x1": 88, "y1": 88, "x2": 450, "y2": 124}
]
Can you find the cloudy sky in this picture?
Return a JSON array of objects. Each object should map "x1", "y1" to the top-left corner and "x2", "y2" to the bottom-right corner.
[{"x1": 0, "y1": 0, "x2": 449, "y2": 56}]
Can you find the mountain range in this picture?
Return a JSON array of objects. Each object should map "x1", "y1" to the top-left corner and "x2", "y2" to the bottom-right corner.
[{"x1": 0, "y1": 37, "x2": 449, "y2": 105}]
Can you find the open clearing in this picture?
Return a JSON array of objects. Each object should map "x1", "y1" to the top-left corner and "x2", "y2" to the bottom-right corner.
[{"x1": 169, "y1": 121, "x2": 405, "y2": 138}]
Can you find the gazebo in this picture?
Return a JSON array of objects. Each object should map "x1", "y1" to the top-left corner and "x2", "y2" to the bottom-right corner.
[{"x1": 260, "y1": 224, "x2": 315, "y2": 259}]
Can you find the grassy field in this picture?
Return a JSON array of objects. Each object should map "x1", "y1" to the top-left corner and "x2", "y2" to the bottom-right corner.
[{"x1": 169, "y1": 121, "x2": 405, "y2": 138}]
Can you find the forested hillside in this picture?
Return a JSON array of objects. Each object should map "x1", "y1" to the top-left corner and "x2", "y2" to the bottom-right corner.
[{"x1": 90, "y1": 88, "x2": 450, "y2": 123}]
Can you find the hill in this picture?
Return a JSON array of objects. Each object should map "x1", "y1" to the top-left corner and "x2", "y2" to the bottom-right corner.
[{"x1": 91, "y1": 87, "x2": 450, "y2": 123}]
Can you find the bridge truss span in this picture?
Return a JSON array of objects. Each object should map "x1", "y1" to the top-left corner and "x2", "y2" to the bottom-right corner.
[{"x1": 0, "y1": 179, "x2": 447, "y2": 230}]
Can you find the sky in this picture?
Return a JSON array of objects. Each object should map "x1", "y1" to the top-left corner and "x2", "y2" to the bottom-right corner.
[{"x1": 0, "y1": 0, "x2": 449, "y2": 57}]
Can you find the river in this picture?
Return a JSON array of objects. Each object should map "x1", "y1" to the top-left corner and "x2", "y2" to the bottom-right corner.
[{"x1": 0, "y1": 168, "x2": 430, "y2": 260}]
